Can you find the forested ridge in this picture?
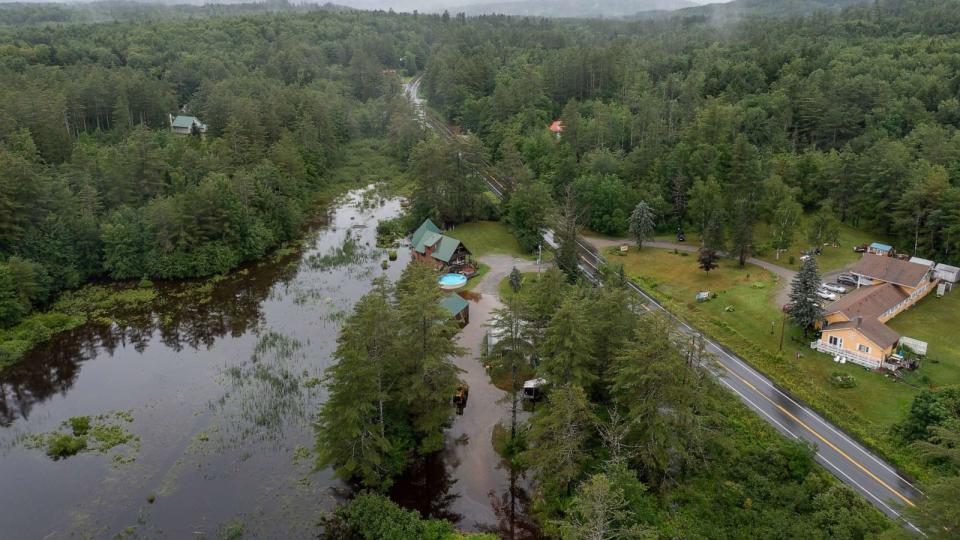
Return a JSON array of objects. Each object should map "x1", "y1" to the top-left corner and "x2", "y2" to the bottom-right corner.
[{"x1": 421, "y1": 0, "x2": 960, "y2": 266}]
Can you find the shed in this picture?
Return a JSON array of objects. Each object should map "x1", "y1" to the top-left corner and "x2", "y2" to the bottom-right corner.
[
  {"x1": 909, "y1": 257, "x2": 935, "y2": 268},
  {"x1": 867, "y1": 242, "x2": 893, "y2": 256},
  {"x1": 440, "y1": 293, "x2": 469, "y2": 326},
  {"x1": 935, "y1": 263, "x2": 960, "y2": 284}
]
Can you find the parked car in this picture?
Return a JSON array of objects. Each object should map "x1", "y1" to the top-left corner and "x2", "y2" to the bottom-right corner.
[
  {"x1": 817, "y1": 289, "x2": 838, "y2": 301},
  {"x1": 837, "y1": 273, "x2": 859, "y2": 286},
  {"x1": 853, "y1": 244, "x2": 868, "y2": 253},
  {"x1": 822, "y1": 283, "x2": 846, "y2": 294}
]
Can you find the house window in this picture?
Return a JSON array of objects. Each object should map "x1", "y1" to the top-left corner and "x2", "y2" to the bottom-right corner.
[
  {"x1": 828, "y1": 336, "x2": 842, "y2": 347},
  {"x1": 858, "y1": 344, "x2": 871, "y2": 354}
]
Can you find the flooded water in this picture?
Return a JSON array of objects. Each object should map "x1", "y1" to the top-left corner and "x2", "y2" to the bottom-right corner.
[{"x1": 0, "y1": 186, "x2": 535, "y2": 539}]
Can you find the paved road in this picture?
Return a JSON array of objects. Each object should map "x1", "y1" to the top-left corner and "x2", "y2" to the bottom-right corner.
[{"x1": 404, "y1": 77, "x2": 925, "y2": 533}]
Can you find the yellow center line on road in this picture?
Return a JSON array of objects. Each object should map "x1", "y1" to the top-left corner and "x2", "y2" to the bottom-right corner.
[{"x1": 719, "y1": 363, "x2": 916, "y2": 508}]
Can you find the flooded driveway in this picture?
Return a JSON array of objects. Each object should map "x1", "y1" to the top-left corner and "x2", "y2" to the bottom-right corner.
[{"x1": 0, "y1": 187, "x2": 534, "y2": 538}]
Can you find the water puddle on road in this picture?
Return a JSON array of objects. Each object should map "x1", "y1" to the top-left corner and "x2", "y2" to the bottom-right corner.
[{"x1": 0, "y1": 185, "x2": 536, "y2": 538}]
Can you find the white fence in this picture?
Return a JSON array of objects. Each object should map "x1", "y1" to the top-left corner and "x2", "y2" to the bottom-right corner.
[{"x1": 810, "y1": 341, "x2": 880, "y2": 369}]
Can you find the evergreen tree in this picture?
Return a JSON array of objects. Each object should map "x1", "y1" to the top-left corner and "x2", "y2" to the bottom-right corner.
[
  {"x1": 788, "y1": 256, "x2": 824, "y2": 331},
  {"x1": 509, "y1": 266, "x2": 522, "y2": 293},
  {"x1": 394, "y1": 262, "x2": 464, "y2": 454},
  {"x1": 541, "y1": 295, "x2": 596, "y2": 389},
  {"x1": 611, "y1": 316, "x2": 706, "y2": 489},
  {"x1": 555, "y1": 186, "x2": 583, "y2": 283},
  {"x1": 488, "y1": 294, "x2": 531, "y2": 442},
  {"x1": 522, "y1": 384, "x2": 596, "y2": 498},
  {"x1": 316, "y1": 280, "x2": 403, "y2": 490},
  {"x1": 628, "y1": 201, "x2": 656, "y2": 250}
]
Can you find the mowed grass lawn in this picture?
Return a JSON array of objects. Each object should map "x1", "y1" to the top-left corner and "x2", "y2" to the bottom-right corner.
[
  {"x1": 614, "y1": 247, "x2": 956, "y2": 470},
  {"x1": 888, "y1": 291, "x2": 960, "y2": 388},
  {"x1": 752, "y1": 220, "x2": 887, "y2": 274},
  {"x1": 446, "y1": 221, "x2": 538, "y2": 261},
  {"x1": 649, "y1": 217, "x2": 889, "y2": 274}
]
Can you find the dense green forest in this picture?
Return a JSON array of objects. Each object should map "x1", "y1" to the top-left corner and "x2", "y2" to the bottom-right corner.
[
  {"x1": 0, "y1": 6, "x2": 435, "y2": 360},
  {"x1": 421, "y1": 0, "x2": 960, "y2": 266}
]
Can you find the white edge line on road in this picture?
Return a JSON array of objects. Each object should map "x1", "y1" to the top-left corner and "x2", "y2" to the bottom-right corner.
[{"x1": 574, "y1": 237, "x2": 922, "y2": 496}]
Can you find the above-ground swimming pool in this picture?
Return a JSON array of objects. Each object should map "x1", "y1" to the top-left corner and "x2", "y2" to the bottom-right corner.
[{"x1": 438, "y1": 273, "x2": 468, "y2": 290}]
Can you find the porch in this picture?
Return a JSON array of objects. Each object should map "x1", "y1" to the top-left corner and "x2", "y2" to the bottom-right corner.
[{"x1": 810, "y1": 340, "x2": 882, "y2": 370}]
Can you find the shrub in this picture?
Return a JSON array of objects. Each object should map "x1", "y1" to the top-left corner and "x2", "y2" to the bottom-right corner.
[
  {"x1": 829, "y1": 372, "x2": 857, "y2": 389},
  {"x1": 320, "y1": 493, "x2": 453, "y2": 540},
  {"x1": 67, "y1": 416, "x2": 91, "y2": 436},
  {"x1": 46, "y1": 433, "x2": 87, "y2": 459}
]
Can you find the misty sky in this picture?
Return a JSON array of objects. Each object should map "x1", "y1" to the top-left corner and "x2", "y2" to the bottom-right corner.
[{"x1": 0, "y1": 0, "x2": 735, "y2": 14}]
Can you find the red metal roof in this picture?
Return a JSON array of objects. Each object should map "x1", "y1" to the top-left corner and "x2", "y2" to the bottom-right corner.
[{"x1": 549, "y1": 120, "x2": 564, "y2": 133}]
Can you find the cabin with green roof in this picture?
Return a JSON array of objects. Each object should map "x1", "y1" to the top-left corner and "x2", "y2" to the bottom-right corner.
[
  {"x1": 169, "y1": 113, "x2": 208, "y2": 136},
  {"x1": 410, "y1": 218, "x2": 472, "y2": 271},
  {"x1": 440, "y1": 292, "x2": 469, "y2": 325}
]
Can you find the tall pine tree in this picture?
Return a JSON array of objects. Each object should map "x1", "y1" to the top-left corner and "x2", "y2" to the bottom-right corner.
[{"x1": 788, "y1": 256, "x2": 824, "y2": 331}]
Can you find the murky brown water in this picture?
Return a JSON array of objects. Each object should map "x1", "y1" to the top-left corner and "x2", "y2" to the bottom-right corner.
[{"x1": 0, "y1": 186, "x2": 536, "y2": 539}]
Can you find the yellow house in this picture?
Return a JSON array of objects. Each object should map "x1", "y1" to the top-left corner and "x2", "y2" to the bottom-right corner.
[{"x1": 812, "y1": 255, "x2": 936, "y2": 369}]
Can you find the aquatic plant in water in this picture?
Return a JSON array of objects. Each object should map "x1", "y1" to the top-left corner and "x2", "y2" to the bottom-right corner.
[
  {"x1": 24, "y1": 411, "x2": 139, "y2": 462},
  {"x1": 306, "y1": 231, "x2": 377, "y2": 272}
]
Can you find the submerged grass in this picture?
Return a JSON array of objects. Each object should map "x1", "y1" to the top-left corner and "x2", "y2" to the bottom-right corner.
[
  {"x1": 23, "y1": 411, "x2": 139, "y2": 462},
  {"x1": 216, "y1": 331, "x2": 316, "y2": 445},
  {"x1": 306, "y1": 231, "x2": 378, "y2": 272}
]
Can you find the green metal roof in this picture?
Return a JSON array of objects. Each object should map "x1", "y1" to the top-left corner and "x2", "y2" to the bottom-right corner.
[
  {"x1": 411, "y1": 219, "x2": 441, "y2": 253},
  {"x1": 440, "y1": 293, "x2": 468, "y2": 316},
  {"x1": 431, "y1": 236, "x2": 461, "y2": 263},
  {"x1": 172, "y1": 115, "x2": 198, "y2": 129}
]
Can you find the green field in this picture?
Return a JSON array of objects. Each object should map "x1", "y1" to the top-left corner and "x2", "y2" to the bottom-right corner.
[
  {"x1": 888, "y1": 291, "x2": 960, "y2": 388},
  {"x1": 446, "y1": 221, "x2": 535, "y2": 260},
  {"x1": 615, "y1": 247, "x2": 959, "y2": 478},
  {"x1": 650, "y1": 217, "x2": 889, "y2": 274},
  {"x1": 752, "y1": 220, "x2": 887, "y2": 274}
]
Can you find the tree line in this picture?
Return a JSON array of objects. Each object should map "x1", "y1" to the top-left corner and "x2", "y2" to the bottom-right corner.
[{"x1": 421, "y1": 0, "x2": 960, "y2": 266}]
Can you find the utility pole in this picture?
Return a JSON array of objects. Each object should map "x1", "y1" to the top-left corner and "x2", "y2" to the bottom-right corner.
[{"x1": 779, "y1": 310, "x2": 787, "y2": 352}]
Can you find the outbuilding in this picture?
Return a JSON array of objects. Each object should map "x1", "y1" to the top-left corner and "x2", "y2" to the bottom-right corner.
[
  {"x1": 867, "y1": 242, "x2": 893, "y2": 256},
  {"x1": 440, "y1": 293, "x2": 469, "y2": 326},
  {"x1": 935, "y1": 263, "x2": 959, "y2": 284}
]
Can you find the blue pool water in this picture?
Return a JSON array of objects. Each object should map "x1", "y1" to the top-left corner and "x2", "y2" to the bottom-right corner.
[{"x1": 438, "y1": 273, "x2": 468, "y2": 288}]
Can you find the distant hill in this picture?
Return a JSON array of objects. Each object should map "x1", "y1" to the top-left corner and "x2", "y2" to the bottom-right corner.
[
  {"x1": 452, "y1": 0, "x2": 697, "y2": 18},
  {"x1": 633, "y1": 0, "x2": 870, "y2": 20}
]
